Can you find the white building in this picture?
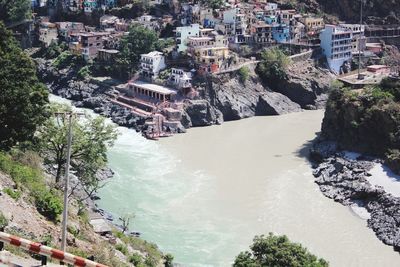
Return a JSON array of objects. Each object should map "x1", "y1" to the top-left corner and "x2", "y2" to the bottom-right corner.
[
  {"x1": 320, "y1": 25, "x2": 353, "y2": 74},
  {"x1": 140, "y1": 51, "x2": 166, "y2": 80},
  {"x1": 175, "y1": 24, "x2": 200, "y2": 53},
  {"x1": 169, "y1": 68, "x2": 192, "y2": 89},
  {"x1": 84, "y1": 0, "x2": 97, "y2": 13},
  {"x1": 39, "y1": 22, "x2": 58, "y2": 47},
  {"x1": 340, "y1": 24, "x2": 366, "y2": 54}
]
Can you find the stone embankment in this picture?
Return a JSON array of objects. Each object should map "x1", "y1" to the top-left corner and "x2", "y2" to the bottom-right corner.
[{"x1": 311, "y1": 140, "x2": 400, "y2": 251}]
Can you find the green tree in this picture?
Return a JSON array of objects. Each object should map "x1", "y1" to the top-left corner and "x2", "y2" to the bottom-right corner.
[
  {"x1": 116, "y1": 24, "x2": 160, "y2": 78},
  {"x1": 256, "y1": 48, "x2": 291, "y2": 84},
  {"x1": 233, "y1": 233, "x2": 329, "y2": 267},
  {"x1": 238, "y1": 66, "x2": 250, "y2": 83},
  {"x1": 0, "y1": 0, "x2": 31, "y2": 24},
  {"x1": 35, "y1": 104, "x2": 118, "y2": 195},
  {"x1": 0, "y1": 22, "x2": 48, "y2": 150},
  {"x1": 163, "y1": 253, "x2": 174, "y2": 267}
]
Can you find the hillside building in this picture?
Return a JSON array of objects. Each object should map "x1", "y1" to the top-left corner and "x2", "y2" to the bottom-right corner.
[{"x1": 320, "y1": 25, "x2": 353, "y2": 73}]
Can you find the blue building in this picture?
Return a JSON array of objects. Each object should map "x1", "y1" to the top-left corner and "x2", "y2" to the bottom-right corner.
[
  {"x1": 264, "y1": 15, "x2": 277, "y2": 25},
  {"x1": 272, "y1": 24, "x2": 290, "y2": 43},
  {"x1": 320, "y1": 25, "x2": 353, "y2": 73}
]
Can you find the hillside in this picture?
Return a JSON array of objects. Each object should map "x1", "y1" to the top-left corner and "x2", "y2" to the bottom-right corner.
[
  {"x1": 280, "y1": 0, "x2": 400, "y2": 24},
  {"x1": 0, "y1": 152, "x2": 168, "y2": 267},
  {"x1": 320, "y1": 78, "x2": 400, "y2": 172}
]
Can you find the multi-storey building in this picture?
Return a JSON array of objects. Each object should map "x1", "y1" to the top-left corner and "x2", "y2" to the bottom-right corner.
[
  {"x1": 68, "y1": 0, "x2": 83, "y2": 12},
  {"x1": 320, "y1": 25, "x2": 353, "y2": 73},
  {"x1": 175, "y1": 24, "x2": 200, "y2": 53},
  {"x1": 301, "y1": 16, "x2": 324, "y2": 34},
  {"x1": 56, "y1": 22, "x2": 84, "y2": 41},
  {"x1": 140, "y1": 51, "x2": 166, "y2": 80},
  {"x1": 83, "y1": 0, "x2": 97, "y2": 13},
  {"x1": 39, "y1": 22, "x2": 58, "y2": 47},
  {"x1": 187, "y1": 33, "x2": 229, "y2": 73},
  {"x1": 340, "y1": 24, "x2": 366, "y2": 54},
  {"x1": 272, "y1": 24, "x2": 290, "y2": 43},
  {"x1": 80, "y1": 32, "x2": 110, "y2": 60},
  {"x1": 169, "y1": 68, "x2": 193, "y2": 90},
  {"x1": 251, "y1": 22, "x2": 273, "y2": 44}
]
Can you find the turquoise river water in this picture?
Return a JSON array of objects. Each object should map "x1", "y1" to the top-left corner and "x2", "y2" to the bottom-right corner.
[{"x1": 50, "y1": 95, "x2": 400, "y2": 267}]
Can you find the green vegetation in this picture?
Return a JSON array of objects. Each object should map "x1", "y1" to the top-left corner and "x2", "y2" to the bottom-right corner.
[
  {"x1": 0, "y1": 151, "x2": 63, "y2": 220},
  {"x1": 0, "y1": 0, "x2": 31, "y2": 24},
  {"x1": 323, "y1": 79, "x2": 400, "y2": 173},
  {"x1": 238, "y1": 66, "x2": 250, "y2": 83},
  {"x1": 116, "y1": 24, "x2": 162, "y2": 78},
  {"x1": 53, "y1": 51, "x2": 84, "y2": 69},
  {"x1": 0, "y1": 211, "x2": 8, "y2": 228},
  {"x1": 77, "y1": 65, "x2": 92, "y2": 80},
  {"x1": 115, "y1": 244, "x2": 129, "y2": 255},
  {"x1": 0, "y1": 23, "x2": 48, "y2": 150},
  {"x1": 40, "y1": 42, "x2": 68, "y2": 60},
  {"x1": 233, "y1": 233, "x2": 329, "y2": 267},
  {"x1": 381, "y1": 77, "x2": 400, "y2": 101},
  {"x1": 68, "y1": 247, "x2": 89, "y2": 259},
  {"x1": 163, "y1": 253, "x2": 174, "y2": 267},
  {"x1": 36, "y1": 104, "x2": 118, "y2": 191},
  {"x1": 3, "y1": 187, "x2": 21, "y2": 200},
  {"x1": 128, "y1": 252, "x2": 143, "y2": 266},
  {"x1": 256, "y1": 48, "x2": 291, "y2": 84},
  {"x1": 112, "y1": 229, "x2": 163, "y2": 265}
]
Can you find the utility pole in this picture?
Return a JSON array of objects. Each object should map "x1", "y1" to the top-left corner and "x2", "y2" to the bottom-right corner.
[
  {"x1": 358, "y1": 0, "x2": 364, "y2": 80},
  {"x1": 55, "y1": 112, "x2": 84, "y2": 253}
]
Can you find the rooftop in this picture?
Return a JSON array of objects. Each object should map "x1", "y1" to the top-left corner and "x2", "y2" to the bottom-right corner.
[
  {"x1": 129, "y1": 80, "x2": 177, "y2": 95},
  {"x1": 338, "y1": 70, "x2": 391, "y2": 86},
  {"x1": 141, "y1": 51, "x2": 164, "y2": 57}
]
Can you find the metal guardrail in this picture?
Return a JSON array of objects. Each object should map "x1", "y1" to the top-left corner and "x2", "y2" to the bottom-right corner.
[{"x1": 0, "y1": 231, "x2": 108, "y2": 267}]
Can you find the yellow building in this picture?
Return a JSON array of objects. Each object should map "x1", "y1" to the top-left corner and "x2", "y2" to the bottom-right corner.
[
  {"x1": 301, "y1": 17, "x2": 325, "y2": 33},
  {"x1": 187, "y1": 34, "x2": 229, "y2": 72}
]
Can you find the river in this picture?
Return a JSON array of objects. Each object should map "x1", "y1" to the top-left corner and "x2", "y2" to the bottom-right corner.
[
  {"x1": 95, "y1": 109, "x2": 400, "y2": 267},
  {"x1": 48, "y1": 96, "x2": 399, "y2": 266}
]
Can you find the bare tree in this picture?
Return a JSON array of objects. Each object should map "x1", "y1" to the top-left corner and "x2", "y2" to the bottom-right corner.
[{"x1": 120, "y1": 213, "x2": 135, "y2": 233}]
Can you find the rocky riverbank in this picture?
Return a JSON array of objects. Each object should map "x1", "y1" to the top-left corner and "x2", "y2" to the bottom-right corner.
[
  {"x1": 36, "y1": 57, "x2": 333, "y2": 136},
  {"x1": 311, "y1": 140, "x2": 400, "y2": 252}
]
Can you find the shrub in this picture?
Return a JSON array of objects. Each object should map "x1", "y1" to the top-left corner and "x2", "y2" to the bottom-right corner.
[
  {"x1": 3, "y1": 187, "x2": 21, "y2": 200},
  {"x1": 163, "y1": 253, "x2": 174, "y2": 267},
  {"x1": 233, "y1": 233, "x2": 328, "y2": 267},
  {"x1": 128, "y1": 252, "x2": 143, "y2": 265},
  {"x1": 77, "y1": 66, "x2": 91, "y2": 80},
  {"x1": 369, "y1": 86, "x2": 394, "y2": 102},
  {"x1": 144, "y1": 254, "x2": 158, "y2": 267},
  {"x1": 256, "y1": 48, "x2": 291, "y2": 84},
  {"x1": 238, "y1": 66, "x2": 250, "y2": 83},
  {"x1": 115, "y1": 244, "x2": 129, "y2": 255},
  {"x1": 0, "y1": 212, "x2": 8, "y2": 228},
  {"x1": 0, "y1": 152, "x2": 63, "y2": 221},
  {"x1": 34, "y1": 189, "x2": 63, "y2": 221},
  {"x1": 380, "y1": 77, "x2": 400, "y2": 101}
]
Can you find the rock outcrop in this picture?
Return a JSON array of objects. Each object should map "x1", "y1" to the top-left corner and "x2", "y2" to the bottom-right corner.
[
  {"x1": 193, "y1": 63, "x2": 323, "y2": 125},
  {"x1": 36, "y1": 58, "x2": 148, "y2": 130},
  {"x1": 37, "y1": 57, "x2": 331, "y2": 134},
  {"x1": 321, "y1": 85, "x2": 400, "y2": 173},
  {"x1": 312, "y1": 147, "x2": 400, "y2": 250},
  {"x1": 283, "y1": 0, "x2": 400, "y2": 24},
  {"x1": 264, "y1": 60, "x2": 333, "y2": 109}
]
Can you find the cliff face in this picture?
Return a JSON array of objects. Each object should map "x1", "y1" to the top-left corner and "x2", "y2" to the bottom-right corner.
[
  {"x1": 295, "y1": 0, "x2": 400, "y2": 24},
  {"x1": 321, "y1": 87, "x2": 400, "y2": 172},
  {"x1": 184, "y1": 60, "x2": 332, "y2": 127},
  {"x1": 37, "y1": 57, "x2": 332, "y2": 132}
]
